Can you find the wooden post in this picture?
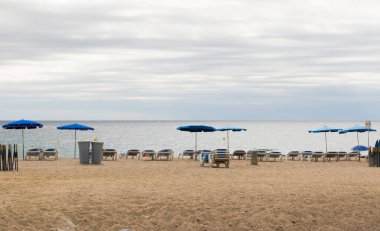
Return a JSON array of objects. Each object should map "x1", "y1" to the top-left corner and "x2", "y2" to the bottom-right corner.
[{"x1": 8, "y1": 144, "x2": 12, "y2": 171}]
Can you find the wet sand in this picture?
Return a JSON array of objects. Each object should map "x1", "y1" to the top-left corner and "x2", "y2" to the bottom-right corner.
[{"x1": 0, "y1": 158, "x2": 379, "y2": 230}]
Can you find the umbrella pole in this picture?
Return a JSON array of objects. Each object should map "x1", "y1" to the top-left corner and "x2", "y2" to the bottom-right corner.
[
  {"x1": 357, "y1": 132, "x2": 360, "y2": 146},
  {"x1": 74, "y1": 130, "x2": 77, "y2": 159},
  {"x1": 227, "y1": 131, "x2": 230, "y2": 152},
  {"x1": 195, "y1": 132, "x2": 198, "y2": 152},
  {"x1": 324, "y1": 132, "x2": 328, "y2": 153},
  {"x1": 22, "y1": 129, "x2": 25, "y2": 160},
  {"x1": 357, "y1": 132, "x2": 360, "y2": 162},
  {"x1": 368, "y1": 129, "x2": 370, "y2": 148}
]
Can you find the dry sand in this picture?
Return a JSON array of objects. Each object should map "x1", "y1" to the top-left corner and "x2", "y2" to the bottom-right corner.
[{"x1": 0, "y1": 158, "x2": 380, "y2": 231}]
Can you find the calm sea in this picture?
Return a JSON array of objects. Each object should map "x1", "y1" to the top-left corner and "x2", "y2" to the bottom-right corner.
[{"x1": 0, "y1": 121, "x2": 377, "y2": 158}]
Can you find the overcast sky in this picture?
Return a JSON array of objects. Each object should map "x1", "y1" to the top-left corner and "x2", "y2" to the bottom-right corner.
[{"x1": 0, "y1": 0, "x2": 379, "y2": 120}]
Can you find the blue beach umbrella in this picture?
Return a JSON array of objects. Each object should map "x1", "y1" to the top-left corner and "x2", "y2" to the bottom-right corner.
[
  {"x1": 2, "y1": 119, "x2": 43, "y2": 159},
  {"x1": 216, "y1": 127, "x2": 247, "y2": 151},
  {"x1": 339, "y1": 125, "x2": 376, "y2": 160},
  {"x1": 57, "y1": 123, "x2": 94, "y2": 158},
  {"x1": 177, "y1": 125, "x2": 216, "y2": 152},
  {"x1": 308, "y1": 126, "x2": 342, "y2": 152},
  {"x1": 339, "y1": 125, "x2": 376, "y2": 146},
  {"x1": 352, "y1": 145, "x2": 369, "y2": 152}
]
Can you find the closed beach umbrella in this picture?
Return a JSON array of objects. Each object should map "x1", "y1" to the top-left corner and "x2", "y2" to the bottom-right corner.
[
  {"x1": 308, "y1": 126, "x2": 341, "y2": 152},
  {"x1": 2, "y1": 119, "x2": 43, "y2": 160},
  {"x1": 57, "y1": 123, "x2": 94, "y2": 158},
  {"x1": 177, "y1": 125, "x2": 216, "y2": 152},
  {"x1": 216, "y1": 127, "x2": 247, "y2": 151}
]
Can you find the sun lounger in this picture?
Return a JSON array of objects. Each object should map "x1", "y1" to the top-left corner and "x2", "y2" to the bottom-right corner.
[
  {"x1": 26, "y1": 148, "x2": 43, "y2": 160},
  {"x1": 231, "y1": 150, "x2": 246, "y2": 160},
  {"x1": 199, "y1": 150, "x2": 212, "y2": 167},
  {"x1": 141, "y1": 150, "x2": 156, "y2": 160},
  {"x1": 325, "y1": 151, "x2": 338, "y2": 162},
  {"x1": 42, "y1": 148, "x2": 58, "y2": 160},
  {"x1": 156, "y1": 149, "x2": 174, "y2": 160},
  {"x1": 209, "y1": 149, "x2": 230, "y2": 168},
  {"x1": 266, "y1": 151, "x2": 282, "y2": 162},
  {"x1": 126, "y1": 149, "x2": 140, "y2": 159},
  {"x1": 338, "y1": 151, "x2": 348, "y2": 160},
  {"x1": 287, "y1": 151, "x2": 300, "y2": 160},
  {"x1": 346, "y1": 151, "x2": 360, "y2": 160},
  {"x1": 257, "y1": 150, "x2": 268, "y2": 161},
  {"x1": 300, "y1": 151, "x2": 313, "y2": 161},
  {"x1": 310, "y1": 151, "x2": 324, "y2": 162},
  {"x1": 181, "y1": 150, "x2": 195, "y2": 159},
  {"x1": 103, "y1": 149, "x2": 117, "y2": 160}
]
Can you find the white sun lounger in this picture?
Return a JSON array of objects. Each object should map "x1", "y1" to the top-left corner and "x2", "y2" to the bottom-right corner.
[
  {"x1": 156, "y1": 149, "x2": 174, "y2": 161},
  {"x1": 26, "y1": 148, "x2": 43, "y2": 160},
  {"x1": 300, "y1": 151, "x2": 313, "y2": 161},
  {"x1": 310, "y1": 151, "x2": 324, "y2": 162},
  {"x1": 231, "y1": 150, "x2": 246, "y2": 160},
  {"x1": 325, "y1": 151, "x2": 338, "y2": 162},
  {"x1": 103, "y1": 149, "x2": 117, "y2": 160},
  {"x1": 346, "y1": 151, "x2": 360, "y2": 160},
  {"x1": 141, "y1": 150, "x2": 156, "y2": 160},
  {"x1": 209, "y1": 149, "x2": 230, "y2": 168},
  {"x1": 126, "y1": 149, "x2": 140, "y2": 159},
  {"x1": 338, "y1": 151, "x2": 348, "y2": 160},
  {"x1": 287, "y1": 151, "x2": 300, "y2": 160},
  {"x1": 266, "y1": 151, "x2": 282, "y2": 162},
  {"x1": 42, "y1": 148, "x2": 58, "y2": 160},
  {"x1": 181, "y1": 150, "x2": 195, "y2": 159}
]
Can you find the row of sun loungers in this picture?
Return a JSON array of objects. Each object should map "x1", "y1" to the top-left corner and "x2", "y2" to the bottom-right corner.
[
  {"x1": 121, "y1": 149, "x2": 174, "y2": 160},
  {"x1": 26, "y1": 148, "x2": 118, "y2": 161},
  {"x1": 120, "y1": 148, "x2": 362, "y2": 163},
  {"x1": 287, "y1": 151, "x2": 361, "y2": 162},
  {"x1": 26, "y1": 148, "x2": 58, "y2": 160},
  {"x1": 178, "y1": 149, "x2": 361, "y2": 162},
  {"x1": 178, "y1": 149, "x2": 283, "y2": 162}
]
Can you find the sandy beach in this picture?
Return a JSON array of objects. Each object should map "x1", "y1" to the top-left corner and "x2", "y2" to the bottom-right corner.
[{"x1": 0, "y1": 158, "x2": 379, "y2": 231}]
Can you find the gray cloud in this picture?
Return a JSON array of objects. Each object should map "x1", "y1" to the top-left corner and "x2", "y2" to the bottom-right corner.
[{"x1": 0, "y1": 0, "x2": 379, "y2": 120}]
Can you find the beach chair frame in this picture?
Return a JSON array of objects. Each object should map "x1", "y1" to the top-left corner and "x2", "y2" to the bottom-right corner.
[
  {"x1": 26, "y1": 149, "x2": 43, "y2": 160},
  {"x1": 42, "y1": 149, "x2": 58, "y2": 160},
  {"x1": 231, "y1": 150, "x2": 246, "y2": 160},
  {"x1": 126, "y1": 149, "x2": 140, "y2": 159},
  {"x1": 141, "y1": 150, "x2": 156, "y2": 160},
  {"x1": 156, "y1": 149, "x2": 174, "y2": 161},
  {"x1": 103, "y1": 149, "x2": 117, "y2": 160}
]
